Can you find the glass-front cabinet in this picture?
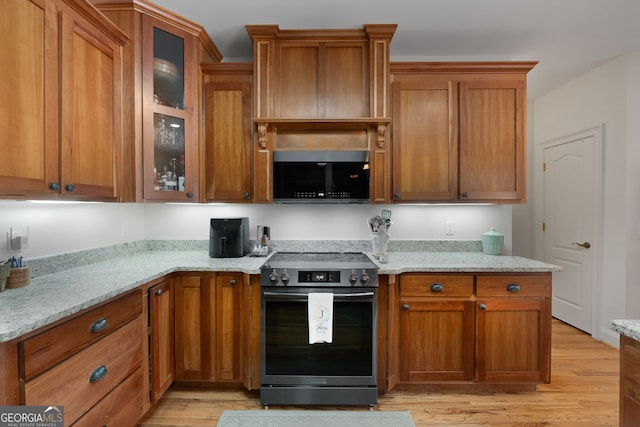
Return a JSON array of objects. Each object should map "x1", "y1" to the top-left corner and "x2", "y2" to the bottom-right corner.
[{"x1": 143, "y1": 16, "x2": 198, "y2": 201}]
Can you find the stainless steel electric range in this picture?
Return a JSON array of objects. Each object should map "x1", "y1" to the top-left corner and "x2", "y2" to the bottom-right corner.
[{"x1": 259, "y1": 252, "x2": 379, "y2": 407}]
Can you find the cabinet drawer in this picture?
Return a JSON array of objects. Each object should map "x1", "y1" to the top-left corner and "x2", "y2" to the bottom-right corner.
[
  {"x1": 400, "y1": 274, "x2": 473, "y2": 297},
  {"x1": 21, "y1": 290, "x2": 142, "y2": 380},
  {"x1": 476, "y1": 275, "x2": 551, "y2": 298},
  {"x1": 23, "y1": 316, "x2": 142, "y2": 426},
  {"x1": 72, "y1": 367, "x2": 143, "y2": 427}
]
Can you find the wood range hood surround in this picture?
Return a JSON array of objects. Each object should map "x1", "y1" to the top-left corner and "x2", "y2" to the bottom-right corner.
[{"x1": 246, "y1": 24, "x2": 396, "y2": 151}]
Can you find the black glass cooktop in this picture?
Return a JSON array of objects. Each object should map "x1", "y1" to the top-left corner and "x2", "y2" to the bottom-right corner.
[{"x1": 264, "y1": 252, "x2": 376, "y2": 270}]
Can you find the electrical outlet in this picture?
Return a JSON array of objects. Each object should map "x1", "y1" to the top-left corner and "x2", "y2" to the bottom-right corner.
[
  {"x1": 446, "y1": 221, "x2": 455, "y2": 236},
  {"x1": 9, "y1": 227, "x2": 29, "y2": 251}
]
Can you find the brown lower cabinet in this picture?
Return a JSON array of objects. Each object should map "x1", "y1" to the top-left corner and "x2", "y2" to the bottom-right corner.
[
  {"x1": 620, "y1": 335, "x2": 640, "y2": 426},
  {"x1": 394, "y1": 272, "x2": 551, "y2": 388},
  {"x1": 173, "y1": 272, "x2": 246, "y2": 384},
  {"x1": 398, "y1": 274, "x2": 475, "y2": 382},
  {"x1": 148, "y1": 278, "x2": 174, "y2": 403},
  {"x1": 19, "y1": 290, "x2": 144, "y2": 426},
  {"x1": 1, "y1": 270, "x2": 553, "y2": 425}
]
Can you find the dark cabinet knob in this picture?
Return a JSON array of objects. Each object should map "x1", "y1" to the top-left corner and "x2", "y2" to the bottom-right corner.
[
  {"x1": 89, "y1": 318, "x2": 108, "y2": 333},
  {"x1": 393, "y1": 192, "x2": 401, "y2": 199},
  {"x1": 461, "y1": 191, "x2": 469, "y2": 198},
  {"x1": 479, "y1": 303, "x2": 487, "y2": 310},
  {"x1": 230, "y1": 279, "x2": 237, "y2": 286},
  {"x1": 49, "y1": 183, "x2": 60, "y2": 190},
  {"x1": 155, "y1": 289, "x2": 163, "y2": 296},
  {"x1": 65, "y1": 184, "x2": 75, "y2": 192},
  {"x1": 186, "y1": 192, "x2": 194, "y2": 198},
  {"x1": 89, "y1": 365, "x2": 108, "y2": 383},
  {"x1": 430, "y1": 283, "x2": 444, "y2": 292},
  {"x1": 243, "y1": 192, "x2": 250, "y2": 199},
  {"x1": 506, "y1": 284, "x2": 521, "y2": 292},
  {"x1": 402, "y1": 303, "x2": 410, "y2": 311}
]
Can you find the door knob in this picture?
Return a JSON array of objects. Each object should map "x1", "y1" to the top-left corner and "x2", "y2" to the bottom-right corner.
[{"x1": 572, "y1": 242, "x2": 591, "y2": 249}]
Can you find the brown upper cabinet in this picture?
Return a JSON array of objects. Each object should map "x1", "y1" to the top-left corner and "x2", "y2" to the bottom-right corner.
[
  {"x1": 246, "y1": 24, "x2": 396, "y2": 121},
  {"x1": 202, "y1": 64, "x2": 253, "y2": 203},
  {"x1": 390, "y1": 62, "x2": 536, "y2": 203},
  {"x1": 245, "y1": 24, "x2": 396, "y2": 203},
  {"x1": 0, "y1": 0, "x2": 126, "y2": 201},
  {"x1": 93, "y1": 0, "x2": 221, "y2": 202}
]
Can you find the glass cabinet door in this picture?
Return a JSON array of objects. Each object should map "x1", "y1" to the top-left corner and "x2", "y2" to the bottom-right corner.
[
  {"x1": 153, "y1": 28, "x2": 184, "y2": 110},
  {"x1": 153, "y1": 114, "x2": 185, "y2": 191},
  {"x1": 143, "y1": 16, "x2": 196, "y2": 201}
]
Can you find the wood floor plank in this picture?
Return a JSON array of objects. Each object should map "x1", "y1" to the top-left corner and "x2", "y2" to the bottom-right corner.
[{"x1": 138, "y1": 319, "x2": 620, "y2": 426}]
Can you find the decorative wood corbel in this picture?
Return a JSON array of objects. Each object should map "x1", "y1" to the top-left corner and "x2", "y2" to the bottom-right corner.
[
  {"x1": 376, "y1": 124, "x2": 386, "y2": 148},
  {"x1": 257, "y1": 123, "x2": 268, "y2": 148}
]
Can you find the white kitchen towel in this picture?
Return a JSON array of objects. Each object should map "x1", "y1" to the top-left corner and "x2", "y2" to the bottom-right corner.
[{"x1": 308, "y1": 292, "x2": 333, "y2": 344}]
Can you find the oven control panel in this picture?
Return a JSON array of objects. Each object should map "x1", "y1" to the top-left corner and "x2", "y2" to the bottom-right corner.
[
  {"x1": 263, "y1": 268, "x2": 377, "y2": 287},
  {"x1": 299, "y1": 271, "x2": 340, "y2": 283}
]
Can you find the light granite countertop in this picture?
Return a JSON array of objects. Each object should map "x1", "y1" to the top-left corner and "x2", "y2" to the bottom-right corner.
[
  {"x1": 611, "y1": 319, "x2": 640, "y2": 342},
  {"x1": 0, "y1": 249, "x2": 560, "y2": 343},
  {"x1": 371, "y1": 252, "x2": 561, "y2": 274}
]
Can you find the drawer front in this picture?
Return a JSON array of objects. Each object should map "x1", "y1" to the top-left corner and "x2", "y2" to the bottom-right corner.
[
  {"x1": 72, "y1": 368, "x2": 143, "y2": 427},
  {"x1": 23, "y1": 316, "x2": 143, "y2": 426},
  {"x1": 400, "y1": 274, "x2": 473, "y2": 298},
  {"x1": 21, "y1": 290, "x2": 142, "y2": 380},
  {"x1": 476, "y1": 275, "x2": 551, "y2": 298}
]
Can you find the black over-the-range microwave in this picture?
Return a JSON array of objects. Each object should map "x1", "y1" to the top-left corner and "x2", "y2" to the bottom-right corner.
[{"x1": 273, "y1": 150, "x2": 370, "y2": 203}]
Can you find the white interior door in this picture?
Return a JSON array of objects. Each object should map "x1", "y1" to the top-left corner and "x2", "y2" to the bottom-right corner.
[{"x1": 543, "y1": 132, "x2": 600, "y2": 333}]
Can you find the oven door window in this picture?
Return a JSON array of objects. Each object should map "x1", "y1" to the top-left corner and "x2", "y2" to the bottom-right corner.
[{"x1": 264, "y1": 299, "x2": 374, "y2": 377}]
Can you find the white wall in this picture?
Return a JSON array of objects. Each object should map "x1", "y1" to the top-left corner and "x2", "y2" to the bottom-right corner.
[
  {"x1": 0, "y1": 201, "x2": 145, "y2": 259},
  {"x1": 144, "y1": 203, "x2": 512, "y2": 247},
  {"x1": 511, "y1": 104, "x2": 536, "y2": 259},
  {"x1": 624, "y1": 54, "x2": 640, "y2": 319},
  {"x1": 532, "y1": 53, "x2": 640, "y2": 347},
  {"x1": 0, "y1": 200, "x2": 512, "y2": 259}
]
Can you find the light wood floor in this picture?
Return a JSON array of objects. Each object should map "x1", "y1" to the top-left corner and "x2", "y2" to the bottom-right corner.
[{"x1": 139, "y1": 319, "x2": 620, "y2": 426}]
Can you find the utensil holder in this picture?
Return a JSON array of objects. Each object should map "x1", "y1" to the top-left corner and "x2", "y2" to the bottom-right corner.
[
  {"x1": 0, "y1": 263, "x2": 10, "y2": 292},
  {"x1": 371, "y1": 232, "x2": 390, "y2": 258},
  {"x1": 6, "y1": 267, "x2": 29, "y2": 289}
]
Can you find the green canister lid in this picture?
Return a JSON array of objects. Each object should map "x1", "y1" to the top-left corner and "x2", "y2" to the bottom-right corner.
[{"x1": 482, "y1": 227, "x2": 504, "y2": 255}]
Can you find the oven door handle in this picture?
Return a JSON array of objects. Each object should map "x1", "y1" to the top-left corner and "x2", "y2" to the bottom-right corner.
[{"x1": 263, "y1": 291, "x2": 375, "y2": 299}]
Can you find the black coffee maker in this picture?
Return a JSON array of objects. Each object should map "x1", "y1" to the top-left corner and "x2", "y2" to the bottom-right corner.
[{"x1": 209, "y1": 218, "x2": 250, "y2": 258}]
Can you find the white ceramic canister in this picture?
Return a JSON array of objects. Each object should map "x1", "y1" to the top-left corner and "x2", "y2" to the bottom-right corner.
[{"x1": 481, "y1": 227, "x2": 504, "y2": 255}]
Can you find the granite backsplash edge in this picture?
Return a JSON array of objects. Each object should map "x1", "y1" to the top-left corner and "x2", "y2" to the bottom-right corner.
[{"x1": 21, "y1": 239, "x2": 482, "y2": 278}]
